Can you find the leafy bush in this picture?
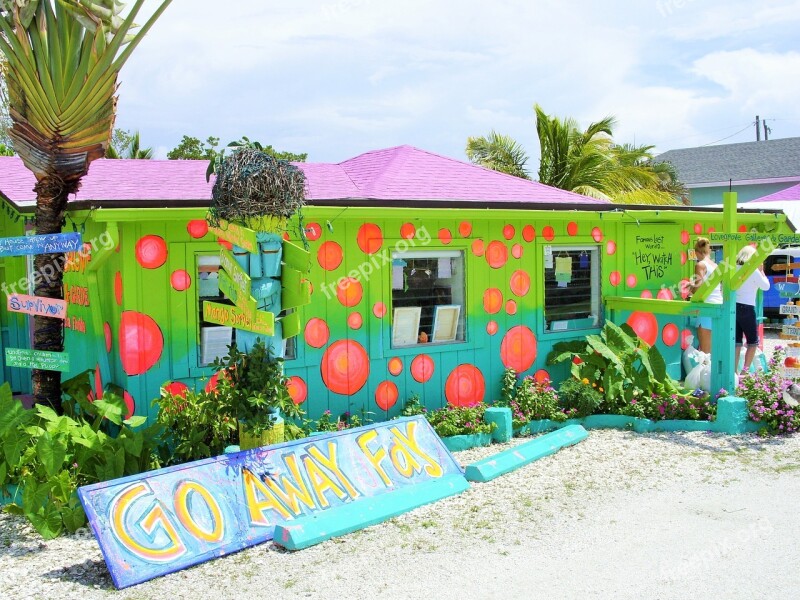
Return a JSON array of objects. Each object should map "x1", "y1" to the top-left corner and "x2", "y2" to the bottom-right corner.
[
  {"x1": 615, "y1": 388, "x2": 715, "y2": 421},
  {"x1": 312, "y1": 409, "x2": 371, "y2": 432},
  {"x1": 738, "y1": 346, "x2": 798, "y2": 435},
  {"x1": 496, "y1": 369, "x2": 566, "y2": 429},
  {"x1": 400, "y1": 393, "x2": 426, "y2": 416},
  {"x1": 425, "y1": 404, "x2": 497, "y2": 438},
  {"x1": 557, "y1": 378, "x2": 604, "y2": 418},
  {"x1": 0, "y1": 374, "x2": 160, "y2": 539}
]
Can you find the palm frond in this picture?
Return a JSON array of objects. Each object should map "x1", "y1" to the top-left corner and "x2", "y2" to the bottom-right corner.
[{"x1": 465, "y1": 130, "x2": 530, "y2": 179}]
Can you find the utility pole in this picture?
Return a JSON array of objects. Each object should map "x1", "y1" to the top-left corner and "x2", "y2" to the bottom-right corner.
[
  {"x1": 764, "y1": 119, "x2": 770, "y2": 141},
  {"x1": 756, "y1": 115, "x2": 761, "y2": 141}
]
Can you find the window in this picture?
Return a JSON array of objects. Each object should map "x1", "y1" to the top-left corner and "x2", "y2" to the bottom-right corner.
[
  {"x1": 391, "y1": 250, "x2": 466, "y2": 347},
  {"x1": 544, "y1": 245, "x2": 601, "y2": 332}
]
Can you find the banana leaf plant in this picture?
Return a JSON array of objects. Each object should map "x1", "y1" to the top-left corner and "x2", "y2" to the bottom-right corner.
[{"x1": 0, "y1": 0, "x2": 172, "y2": 410}]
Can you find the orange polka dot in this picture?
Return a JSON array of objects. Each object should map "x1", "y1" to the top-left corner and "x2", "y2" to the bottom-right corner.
[
  {"x1": 411, "y1": 354, "x2": 435, "y2": 383},
  {"x1": 609, "y1": 271, "x2": 621, "y2": 287},
  {"x1": 318, "y1": 241, "x2": 343, "y2": 270},
  {"x1": 591, "y1": 227, "x2": 603, "y2": 242},
  {"x1": 522, "y1": 225, "x2": 536, "y2": 242},
  {"x1": 626, "y1": 311, "x2": 658, "y2": 346},
  {"x1": 472, "y1": 239, "x2": 485, "y2": 257},
  {"x1": 486, "y1": 321, "x2": 498, "y2": 335},
  {"x1": 534, "y1": 369, "x2": 550, "y2": 383},
  {"x1": 510, "y1": 270, "x2": 531, "y2": 296},
  {"x1": 357, "y1": 223, "x2": 383, "y2": 254},
  {"x1": 135, "y1": 235, "x2": 167, "y2": 269},
  {"x1": 512, "y1": 244, "x2": 523, "y2": 259},
  {"x1": 114, "y1": 271, "x2": 123, "y2": 306},
  {"x1": 680, "y1": 230, "x2": 690, "y2": 245},
  {"x1": 119, "y1": 311, "x2": 163, "y2": 376},
  {"x1": 445, "y1": 364, "x2": 485, "y2": 407},
  {"x1": 348, "y1": 312, "x2": 363, "y2": 329},
  {"x1": 542, "y1": 226, "x2": 555, "y2": 241},
  {"x1": 373, "y1": 302, "x2": 387, "y2": 318},
  {"x1": 283, "y1": 232, "x2": 290, "y2": 242},
  {"x1": 662, "y1": 323, "x2": 679, "y2": 347},
  {"x1": 321, "y1": 340, "x2": 370, "y2": 396},
  {"x1": 500, "y1": 325, "x2": 537, "y2": 373},
  {"x1": 400, "y1": 223, "x2": 416, "y2": 239},
  {"x1": 375, "y1": 381, "x2": 399, "y2": 411},
  {"x1": 606, "y1": 241, "x2": 617, "y2": 255},
  {"x1": 738, "y1": 224, "x2": 747, "y2": 233},
  {"x1": 483, "y1": 288, "x2": 503, "y2": 314},
  {"x1": 485, "y1": 241, "x2": 508, "y2": 269},
  {"x1": 506, "y1": 299, "x2": 517, "y2": 315},
  {"x1": 305, "y1": 317, "x2": 330, "y2": 348},
  {"x1": 306, "y1": 222, "x2": 322, "y2": 241},
  {"x1": 164, "y1": 381, "x2": 189, "y2": 398},
  {"x1": 170, "y1": 270, "x2": 191, "y2": 291},
  {"x1": 287, "y1": 376, "x2": 308, "y2": 405},
  {"x1": 439, "y1": 228, "x2": 452, "y2": 244},
  {"x1": 567, "y1": 222, "x2": 578, "y2": 236},
  {"x1": 502, "y1": 224, "x2": 515, "y2": 240},
  {"x1": 388, "y1": 357, "x2": 403, "y2": 376},
  {"x1": 187, "y1": 220, "x2": 209, "y2": 239},
  {"x1": 336, "y1": 277, "x2": 363, "y2": 307},
  {"x1": 217, "y1": 238, "x2": 233, "y2": 251},
  {"x1": 681, "y1": 329, "x2": 693, "y2": 350},
  {"x1": 104, "y1": 322, "x2": 112, "y2": 352},
  {"x1": 681, "y1": 251, "x2": 687, "y2": 265},
  {"x1": 459, "y1": 221, "x2": 472, "y2": 238}
]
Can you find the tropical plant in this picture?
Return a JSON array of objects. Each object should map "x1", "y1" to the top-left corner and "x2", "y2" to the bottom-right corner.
[
  {"x1": 105, "y1": 129, "x2": 152, "y2": 158},
  {"x1": 0, "y1": 0, "x2": 172, "y2": 410},
  {"x1": 738, "y1": 347, "x2": 798, "y2": 435},
  {"x1": 557, "y1": 377, "x2": 604, "y2": 418},
  {"x1": 424, "y1": 403, "x2": 497, "y2": 438},
  {"x1": 495, "y1": 373, "x2": 566, "y2": 429},
  {"x1": 465, "y1": 131, "x2": 530, "y2": 179},
  {"x1": 400, "y1": 393, "x2": 426, "y2": 416},
  {"x1": 167, "y1": 134, "x2": 220, "y2": 160},
  {"x1": 312, "y1": 409, "x2": 369, "y2": 433},
  {"x1": 0, "y1": 375, "x2": 160, "y2": 539},
  {"x1": 0, "y1": 56, "x2": 11, "y2": 147}
]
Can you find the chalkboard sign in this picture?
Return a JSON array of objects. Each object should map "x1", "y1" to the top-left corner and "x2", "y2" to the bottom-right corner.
[
  {"x1": 0, "y1": 232, "x2": 82, "y2": 257},
  {"x1": 5, "y1": 348, "x2": 70, "y2": 372},
  {"x1": 625, "y1": 224, "x2": 681, "y2": 292}
]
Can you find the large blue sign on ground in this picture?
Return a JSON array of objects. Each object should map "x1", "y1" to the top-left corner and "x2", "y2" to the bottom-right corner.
[
  {"x1": 0, "y1": 232, "x2": 82, "y2": 257},
  {"x1": 78, "y1": 416, "x2": 463, "y2": 589}
]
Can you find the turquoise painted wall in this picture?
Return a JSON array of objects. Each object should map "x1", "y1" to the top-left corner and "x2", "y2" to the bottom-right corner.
[{"x1": 690, "y1": 182, "x2": 798, "y2": 206}]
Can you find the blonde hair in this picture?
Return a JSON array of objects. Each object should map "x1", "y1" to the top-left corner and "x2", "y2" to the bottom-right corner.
[
  {"x1": 694, "y1": 237, "x2": 710, "y2": 253},
  {"x1": 736, "y1": 245, "x2": 756, "y2": 265}
]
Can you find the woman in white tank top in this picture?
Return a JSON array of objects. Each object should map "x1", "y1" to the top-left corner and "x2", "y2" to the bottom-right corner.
[{"x1": 688, "y1": 237, "x2": 723, "y2": 354}]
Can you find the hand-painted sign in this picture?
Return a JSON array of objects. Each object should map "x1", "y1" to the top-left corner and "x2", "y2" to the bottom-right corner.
[
  {"x1": 219, "y1": 248, "x2": 252, "y2": 298},
  {"x1": 775, "y1": 281, "x2": 800, "y2": 298},
  {"x1": 7, "y1": 293, "x2": 67, "y2": 319},
  {"x1": 78, "y1": 416, "x2": 463, "y2": 589},
  {"x1": 218, "y1": 270, "x2": 257, "y2": 315},
  {"x1": 5, "y1": 348, "x2": 70, "y2": 371},
  {"x1": 628, "y1": 225, "x2": 679, "y2": 284},
  {"x1": 208, "y1": 219, "x2": 258, "y2": 254},
  {"x1": 783, "y1": 326, "x2": 800, "y2": 338},
  {"x1": 203, "y1": 300, "x2": 274, "y2": 336},
  {"x1": 0, "y1": 232, "x2": 82, "y2": 257},
  {"x1": 780, "y1": 304, "x2": 800, "y2": 315}
]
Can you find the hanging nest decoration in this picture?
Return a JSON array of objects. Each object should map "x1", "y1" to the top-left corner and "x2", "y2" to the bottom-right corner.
[{"x1": 208, "y1": 147, "x2": 306, "y2": 228}]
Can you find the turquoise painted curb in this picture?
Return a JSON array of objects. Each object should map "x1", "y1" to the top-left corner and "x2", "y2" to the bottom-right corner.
[
  {"x1": 525, "y1": 419, "x2": 563, "y2": 434},
  {"x1": 273, "y1": 474, "x2": 470, "y2": 550},
  {"x1": 715, "y1": 396, "x2": 757, "y2": 434},
  {"x1": 0, "y1": 484, "x2": 21, "y2": 507},
  {"x1": 647, "y1": 419, "x2": 715, "y2": 432},
  {"x1": 582, "y1": 415, "x2": 638, "y2": 429},
  {"x1": 485, "y1": 407, "x2": 512, "y2": 443},
  {"x1": 442, "y1": 432, "x2": 492, "y2": 452},
  {"x1": 223, "y1": 445, "x2": 241, "y2": 454},
  {"x1": 464, "y1": 425, "x2": 588, "y2": 483}
]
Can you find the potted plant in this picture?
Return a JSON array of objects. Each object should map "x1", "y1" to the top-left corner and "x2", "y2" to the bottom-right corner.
[{"x1": 212, "y1": 340, "x2": 303, "y2": 450}]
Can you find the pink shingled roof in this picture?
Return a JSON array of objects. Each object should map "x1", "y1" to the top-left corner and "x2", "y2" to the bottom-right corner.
[
  {"x1": 0, "y1": 145, "x2": 606, "y2": 208},
  {"x1": 749, "y1": 182, "x2": 800, "y2": 203}
]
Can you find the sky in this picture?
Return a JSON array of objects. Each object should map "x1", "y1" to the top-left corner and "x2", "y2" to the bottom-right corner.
[{"x1": 117, "y1": 0, "x2": 800, "y2": 168}]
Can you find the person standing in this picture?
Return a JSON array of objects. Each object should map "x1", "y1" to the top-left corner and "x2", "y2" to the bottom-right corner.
[
  {"x1": 688, "y1": 237, "x2": 723, "y2": 354},
  {"x1": 734, "y1": 245, "x2": 770, "y2": 373}
]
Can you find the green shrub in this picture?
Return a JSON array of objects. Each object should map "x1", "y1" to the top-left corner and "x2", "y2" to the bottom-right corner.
[
  {"x1": 425, "y1": 403, "x2": 497, "y2": 438},
  {"x1": 558, "y1": 378, "x2": 604, "y2": 418}
]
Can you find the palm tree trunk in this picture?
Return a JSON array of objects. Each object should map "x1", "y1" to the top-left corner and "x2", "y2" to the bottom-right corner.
[{"x1": 31, "y1": 175, "x2": 74, "y2": 413}]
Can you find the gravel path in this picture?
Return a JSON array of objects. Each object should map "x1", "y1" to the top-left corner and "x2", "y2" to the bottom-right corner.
[{"x1": 2, "y1": 331, "x2": 798, "y2": 600}]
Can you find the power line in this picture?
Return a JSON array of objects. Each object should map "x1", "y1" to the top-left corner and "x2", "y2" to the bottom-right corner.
[{"x1": 700, "y1": 123, "x2": 755, "y2": 147}]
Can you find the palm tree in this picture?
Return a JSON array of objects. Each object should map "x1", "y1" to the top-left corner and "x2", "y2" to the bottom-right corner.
[
  {"x1": 0, "y1": 0, "x2": 172, "y2": 410},
  {"x1": 465, "y1": 131, "x2": 530, "y2": 179},
  {"x1": 106, "y1": 129, "x2": 153, "y2": 158}
]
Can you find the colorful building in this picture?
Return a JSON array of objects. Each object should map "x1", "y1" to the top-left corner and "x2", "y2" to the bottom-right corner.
[{"x1": 0, "y1": 146, "x2": 793, "y2": 423}]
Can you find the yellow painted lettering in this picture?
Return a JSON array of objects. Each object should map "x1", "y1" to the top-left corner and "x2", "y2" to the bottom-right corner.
[
  {"x1": 356, "y1": 429, "x2": 393, "y2": 487},
  {"x1": 242, "y1": 468, "x2": 291, "y2": 525},
  {"x1": 263, "y1": 454, "x2": 317, "y2": 516},
  {"x1": 302, "y1": 456, "x2": 347, "y2": 509},
  {"x1": 307, "y1": 442, "x2": 360, "y2": 499},
  {"x1": 390, "y1": 422, "x2": 444, "y2": 478},
  {"x1": 389, "y1": 442, "x2": 422, "y2": 478},
  {"x1": 173, "y1": 480, "x2": 225, "y2": 543}
]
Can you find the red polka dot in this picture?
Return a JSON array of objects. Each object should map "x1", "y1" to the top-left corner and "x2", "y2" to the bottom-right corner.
[
  {"x1": 609, "y1": 271, "x2": 621, "y2": 287},
  {"x1": 681, "y1": 329, "x2": 693, "y2": 350},
  {"x1": 357, "y1": 223, "x2": 383, "y2": 254},
  {"x1": 318, "y1": 241, "x2": 343, "y2": 270},
  {"x1": 483, "y1": 288, "x2": 503, "y2": 314},
  {"x1": 486, "y1": 241, "x2": 508, "y2": 269},
  {"x1": 486, "y1": 321, "x2": 498, "y2": 335},
  {"x1": 375, "y1": 381, "x2": 399, "y2": 411},
  {"x1": 287, "y1": 376, "x2": 308, "y2": 405},
  {"x1": 163, "y1": 381, "x2": 189, "y2": 398},
  {"x1": 472, "y1": 239, "x2": 485, "y2": 257},
  {"x1": 640, "y1": 290, "x2": 653, "y2": 299},
  {"x1": 542, "y1": 226, "x2": 555, "y2": 241},
  {"x1": 680, "y1": 279, "x2": 691, "y2": 300},
  {"x1": 114, "y1": 271, "x2": 123, "y2": 306},
  {"x1": 348, "y1": 312, "x2": 363, "y2": 330},
  {"x1": 681, "y1": 251, "x2": 687, "y2": 265},
  {"x1": 522, "y1": 225, "x2": 536, "y2": 242},
  {"x1": 373, "y1": 302, "x2": 387, "y2": 318},
  {"x1": 534, "y1": 369, "x2": 550, "y2": 383},
  {"x1": 217, "y1": 238, "x2": 233, "y2": 251},
  {"x1": 512, "y1": 244, "x2": 523, "y2": 259},
  {"x1": 411, "y1": 354, "x2": 435, "y2": 383},
  {"x1": 707, "y1": 227, "x2": 716, "y2": 234},
  {"x1": 656, "y1": 288, "x2": 674, "y2": 300},
  {"x1": 388, "y1": 357, "x2": 403, "y2": 376},
  {"x1": 321, "y1": 340, "x2": 370, "y2": 396},
  {"x1": 119, "y1": 311, "x2": 164, "y2": 376},
  {"x1": 606, "y1": 241, "x2": 617, "y2": 255},
  {"x1": 283, "y1": 232, "x2": 290, "y2": 242},
  {"x1": 205, "y1": 371, "x2": 228, "y2": 394},
  {"x1": 445, "y1": 364, "x2": 485, "y2": 407},
  {"x1": 305, "y1": 318, "x2": 330, "y2": 348},
  {"x1": 626, "y1": 274, "x2": 638, "y2": 288},
  {"x1": 187, "y1": 220, "x2": 209, "y2": 239},
  {"x1": 400, "y1": 223, "x2": 416, "y2": 240},
  {"x1": 626, "y1": 311, "x2": 658, "y2": 346},
  {"x1": 680, "y1": 230, "x2": 690, "y2": 245},
  {"x1": 123, "y1": 391, "x2": 135, "y2": 420},
  {"x1": 104, "y1": 322, "x2": 112, "y2": 352},
  {"x1": 135, "y1": 235, "x2": 167, "y2": 269},
  {"x1": 567, "y1": 221, "x2": 578, "y2": 236},
  {"x1": 591, "y1": 227, "x2": 603, "y2": 242},
  {"x1": 502, "y1": 224, "x2": 515, "y2": 240},
  {"x1": 439, "y1": 228, "x2": 452, "y2": 244},
  {"x1": 336, "y1": 277, "x2": 363, "y2": 307},
  {"x1": 170, "y1": 269, "x2": 191, "y2": 291},
  {"x1": 306, "y1": 222, "x2": 322, "y2": 241},
  {"x1": 693, "y1": 223, "x2": 703, "y2": 234},
  {"x1": 459, "y1": 222, "x2": 472, "y2": 238},
  {"x1": 510, "y1": 270, "x2": 531, "y2": 296},
  {"x1": 738, "y1": 224, "x2": 747, "y2": 233},
  {"x1": 500, "y1": 325, "x2": 537, "y2": 373},
  {"x1": 506, "y1": 299, "x2": 517, "y2": 315},
  {"x1": 662, "y1": 323, "x2": 679, "y2": 346}
]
